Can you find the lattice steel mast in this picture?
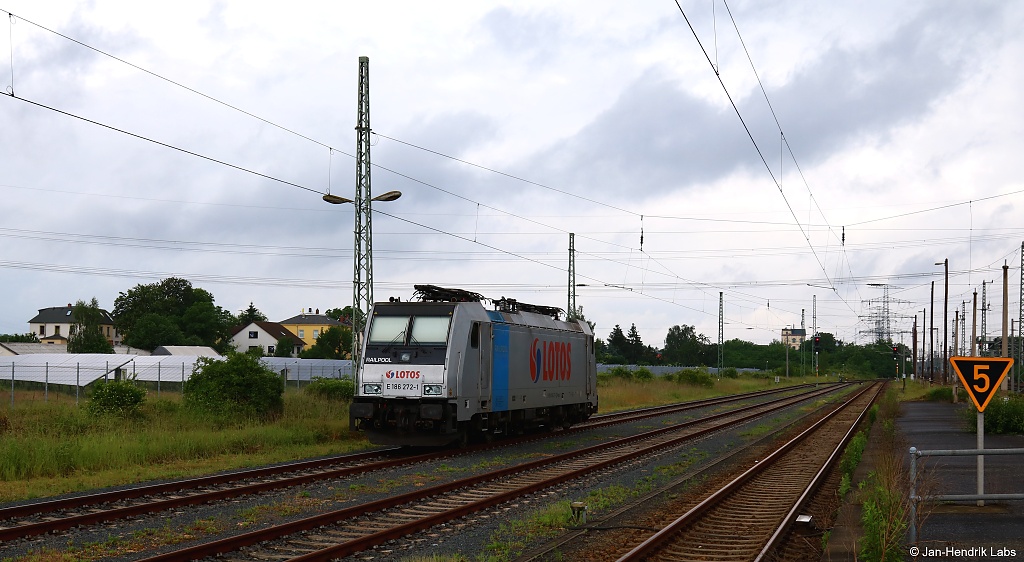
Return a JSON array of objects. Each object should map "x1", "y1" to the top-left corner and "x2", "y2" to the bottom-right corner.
[
  {"x1": 718, "y1": 292, "x2": 724, "y2": 373},
  {"x1": 352, "y1": 56, "x2": 373, "y2": 367},
  {"x1": 567, "y1": 233, "x2": 576, "y2": 319}
]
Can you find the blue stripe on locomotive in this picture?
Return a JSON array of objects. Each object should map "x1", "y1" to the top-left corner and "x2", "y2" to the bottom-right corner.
[{"x1": 492, "y1": 323, "x2": 510, "y2": 411}]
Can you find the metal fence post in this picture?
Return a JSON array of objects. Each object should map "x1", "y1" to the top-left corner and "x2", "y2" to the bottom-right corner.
[
  {"x1": 157, "y1": 362, "x2": 161, "y2": 397},
  {"x1": 45, "y1": 362, "x2": 49, "y2": 402},
  {"x1": 909, "y1": 446, "x2": 918, "y2": 545},
  {"x1": 76, "y1": 363, "x2": 80, "y2": 405},
  {"x1": 10, "y1": 362, "x2": 14, "y2": 408}
]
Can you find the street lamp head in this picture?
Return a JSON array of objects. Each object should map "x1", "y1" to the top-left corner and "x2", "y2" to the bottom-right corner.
[
  {"x1": 322, "y1": 193, "x2": 353, "y2": 205},
  {"x1": 934, "y1": 262, "x2": 944, "y2": 266},
  {"x1": 371, "y1": 190, "x2": 402, "y2": 202}
]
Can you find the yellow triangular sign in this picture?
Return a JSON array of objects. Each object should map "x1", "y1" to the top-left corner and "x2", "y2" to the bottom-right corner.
[{"x1": 949, "y1": 356, "x2": 1014, "y2": 412}]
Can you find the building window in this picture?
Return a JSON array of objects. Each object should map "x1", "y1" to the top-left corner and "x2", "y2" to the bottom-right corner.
[
  {"x1": 268, "y1": 345, "x2": 276, "y2": 354},
  {"x1": 55, "y1": 326, "x2": 61, "y2": 336},
  {"x1": 39, "y1": 325, "x2": 45, "y2": 336},
  {"x1": 70, "y1": 325, "x2": 76, "y2": 335},
  {"x1": 248, "y1": 331, "x2": 259, "y2": 339},
  {"x1": 313, "y1": 329, "x2": 319, "y2": 339},
  {"x1": 298, "y1": 329, "x2": 305, "y2": 339}
]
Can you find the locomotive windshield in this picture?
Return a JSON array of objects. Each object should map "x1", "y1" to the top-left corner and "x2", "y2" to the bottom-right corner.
[
  {"x1": 368, "y1": 316, "x2": 409, "y2": 344},
  {"x1": 410, "y1": 316, "x2": 451, "y2": 345},
  {"x1": 366, "y1": 315, "x2": 451, "y2": 346}
]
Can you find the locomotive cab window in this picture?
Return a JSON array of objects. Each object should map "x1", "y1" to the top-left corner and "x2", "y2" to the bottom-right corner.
[
  {"x1": 410, "y1": 316, "x2": 451, "y2": 345},
  {"x1": 470, "y1": 322, "x2": 480, "y2": 349},
  {"x1": 368, "y1": 316, "x2": 410, "y2": 345}
]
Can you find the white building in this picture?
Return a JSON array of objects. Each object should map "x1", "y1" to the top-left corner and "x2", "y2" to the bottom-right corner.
[{"x1": 229, "y1": 322, "x2": 304, "y2": 357}]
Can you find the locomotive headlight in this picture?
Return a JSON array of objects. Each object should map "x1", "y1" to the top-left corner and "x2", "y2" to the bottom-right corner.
[
  {"x1": 400, "y1": 352, "x2": 412, "y2": 362},
  {"x1": 422, "y1": 384, "x2": 443, "y2": 396},
  {"x1": 363, "y1": 383, "x2": 382, "y2": 395}
]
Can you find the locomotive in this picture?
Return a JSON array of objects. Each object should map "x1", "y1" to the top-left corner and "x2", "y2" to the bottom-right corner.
[{"x1": 349, "y1": 285, "x2": 598, "y2": 446}]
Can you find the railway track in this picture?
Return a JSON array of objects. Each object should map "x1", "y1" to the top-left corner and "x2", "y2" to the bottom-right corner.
[
  {"x1": 615, "y1": 381, "x2": 882, "y2": 562},
  {"x1": 128, "y1": 383, "x2": 851, "y2": 561},
  {"x1": 0, "y1": 384, "x2": 821, "y2": 545}
]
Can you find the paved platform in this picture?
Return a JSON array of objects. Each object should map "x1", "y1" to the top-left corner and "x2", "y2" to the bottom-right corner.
[
  {"x1": 901, "y1": 401, "x2": 1024, "y2": 560},
  {"x1": 824, "y1": 400, "x2": 1024, "y2": 561}
]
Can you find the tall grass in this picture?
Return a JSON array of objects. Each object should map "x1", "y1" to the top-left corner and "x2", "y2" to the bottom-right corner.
[
  {"x1": 0, "y1": 389, "x2": 362, "y2": 502},
  {"x1": 597, "y1": 374, "x2": 817, "y2": 413}
]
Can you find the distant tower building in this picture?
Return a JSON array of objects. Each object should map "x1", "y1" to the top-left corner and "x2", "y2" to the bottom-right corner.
[{"x1": 781, "y1": 327, "x2": 806, "y2": 350}]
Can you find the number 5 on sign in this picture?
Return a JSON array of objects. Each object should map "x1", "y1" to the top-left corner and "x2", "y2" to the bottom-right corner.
[
  {"x1": 949, "y1": 357, "x2": 1014, "y2": 412},
  {"x1": 972, "y1": 365, "x2": 990, "y2": 393}
]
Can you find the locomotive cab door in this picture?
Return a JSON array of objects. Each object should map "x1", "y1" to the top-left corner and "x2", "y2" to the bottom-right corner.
[{"x1": 476, "y1": 322, "x2": 492, "y2": 411}]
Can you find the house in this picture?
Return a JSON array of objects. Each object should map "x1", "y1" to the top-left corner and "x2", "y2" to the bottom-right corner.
[
  {"x1": 229, "y1": 321, "x2": 304, "y2": 357},
  {"x1": 781, "y1": 328, "x2": 806, "y2": 350},
  {"x1": 28, "y1": 304, "x2": 121, "y2": 346},
  {"x1": 278, "y1": 308, "x2": 342, "y2": 347}
]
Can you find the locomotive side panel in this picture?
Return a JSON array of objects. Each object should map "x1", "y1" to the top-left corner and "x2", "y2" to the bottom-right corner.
[{"x1": 500, "y1": 322, "x2": 593, "y2": 412}]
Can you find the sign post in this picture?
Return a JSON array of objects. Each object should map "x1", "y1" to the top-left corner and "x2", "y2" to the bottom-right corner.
[{"x1": 949, "y1": 356, "x2": 1014, "y2": 506}]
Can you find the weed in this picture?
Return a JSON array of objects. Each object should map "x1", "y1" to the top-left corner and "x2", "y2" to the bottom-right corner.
[
  {"x1": 839, "y1": 431, "x2": 867, "y2": 478},
  {"x1": 838, "y1": 472, "x2": 851, "y2": 498},
  {"x1": 484, "y1": 501, "x2": 573, "y2": 559}
]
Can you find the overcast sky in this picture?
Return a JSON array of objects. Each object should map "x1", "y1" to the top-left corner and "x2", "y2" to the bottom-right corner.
[{"x1": 2, "y1": 1, "x2": 1022, "y2": 352}]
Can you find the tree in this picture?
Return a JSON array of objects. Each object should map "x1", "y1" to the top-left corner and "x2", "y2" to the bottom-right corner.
[
  {"x1": 0, "y1": 333, "x2": 40, "y2": 343},
  {"x1": 238, "y1": 302, "x2": 267, "y2": 325},
  {"x1": 114, "y1": 277, "x2": 234, "y2": 351},
  {"x1": 662, "y1": 324, "x2": 710, "y2": 366},
  {"x1": 129, "y1": 314, "x2": 186, "y2": 350},
  {"x1": 626, "y1": 323, "x2": 644, "y2": 364},
  {"x1": 67, "y1": 298, "x2": 115, "y2": 354},
  {"x1": 301, "y1": 326, "x2": 352, "y2": 359},
  {"x1": 274, "y1": 337, "x2": 295, "y2": 357},
  {"x1": 325, "y1": 306, "x2": 361, "y2": 328},
  {"x1": 607, "y1": 325, "x2": 628, "y2": 362}
]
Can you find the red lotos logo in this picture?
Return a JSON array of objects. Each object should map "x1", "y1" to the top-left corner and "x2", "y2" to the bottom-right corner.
[
  {"x1": 529, "y1": 338, "x2": 572, "y2": 383},
  {"x1": 385, "y1": 370, "x2": 421, "y2": 379}
]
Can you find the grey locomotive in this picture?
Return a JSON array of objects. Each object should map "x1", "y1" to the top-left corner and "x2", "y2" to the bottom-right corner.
[{"x1": 349, "y1": 285, "x2": 598, "y2": 446}]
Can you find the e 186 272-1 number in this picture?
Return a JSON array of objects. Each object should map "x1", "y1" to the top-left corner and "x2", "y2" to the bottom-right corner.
[{"x1": 385, "y1": 383, "x2": 418, "y2": 391}]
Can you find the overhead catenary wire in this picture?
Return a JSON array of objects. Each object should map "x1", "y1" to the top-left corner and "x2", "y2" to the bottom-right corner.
[
  {"x1": 6, "y1": 93, "x2": 322, "y2": 196},
  {"x1": 671, "y1": 0, "x2": 840, "y2": 302}
]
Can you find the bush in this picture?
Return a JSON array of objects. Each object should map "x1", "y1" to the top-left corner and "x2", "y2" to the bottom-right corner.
[
  {"x1": 633, "y1": 367, "x2": 654, "y2": 382},
  {"x1": 923, "y1": 386, "x2": 950, "y2": 402},
  {"x1": 673, "y1": 368, "x2": 714, "y2": 388},
  {"x1": 305, "y1": 377, "x2": 355, "y2": 401},
  {"x1": 607, "y1": 366, "x2": 634, "y2": 381},
  {"x1": 87, "y1": 380, "x2": 146, "y2": 418},
  {"x1": 183, "y1": 354, "x2": 284, "y2": 422},
  {"x1": 719, "y1": 367, "x2": 739, "y2": 379},
  {"x1": 980, "y1": 395, "x2": 1024, "y2": 434}
]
